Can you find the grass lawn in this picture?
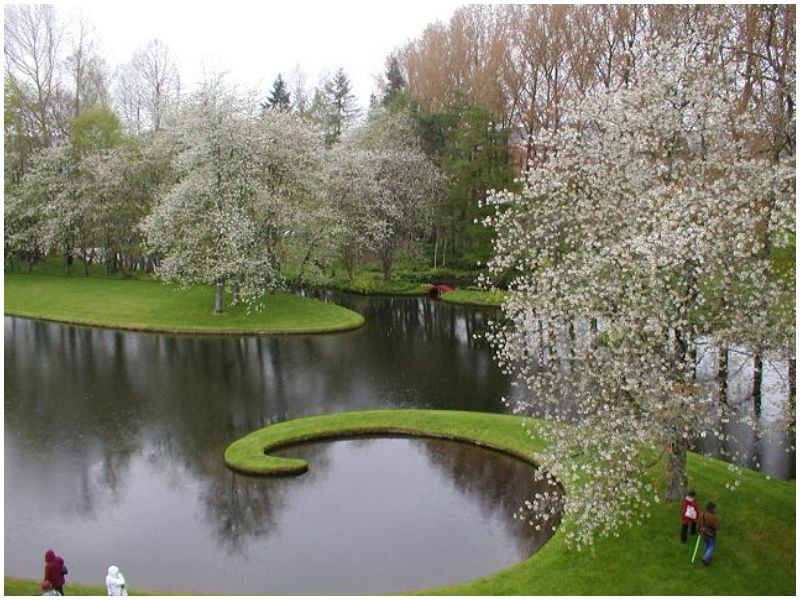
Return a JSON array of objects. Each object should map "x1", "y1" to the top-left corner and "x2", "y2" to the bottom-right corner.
[
  {"x1": 226, "y1": 409, "x2": 795, "y2": 596},
  {"x1": 440, "y1": 288, "x2": 505, "y2": 307},
  {"x1": 328, "y1": 272, "x2": 431, "y2": 296},
  {"x1": 4, "y1": 273, "x2": 364, "y2": 334},
  {"x1": 3, "y1": 578, "x2": 176, "y2": 596}
]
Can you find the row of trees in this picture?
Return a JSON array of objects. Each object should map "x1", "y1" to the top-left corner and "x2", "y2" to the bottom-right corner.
[
  {"x1": 4, "y1": 5, "x2": 182, "y2": 184},
  {"x1": 5, "y1": 76, "x2": 445, "y2": 312},
  {"x1": 386, "y1": 5, "x2": 795, "y2": 268},
  {"x1": 480, "y1": 14, "x2": 795, "y2": 547},
  {"x1": 401, "y1": 5, "x2": 794, "y2": 156},
  {"x1": 5, "y1": 4, "x2": 448, "y2": 312},
  {"x1": 4, "y1": 5, "x2": 368, "y2": 180}
]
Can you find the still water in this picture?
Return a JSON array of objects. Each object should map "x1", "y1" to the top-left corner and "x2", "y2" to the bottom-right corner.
[
  {"x1": 4, "y1": 292, "x2": 792, "y2": 592},
  {"x1": 5, "y1": 294, "x2": 538, "y2": 594}
]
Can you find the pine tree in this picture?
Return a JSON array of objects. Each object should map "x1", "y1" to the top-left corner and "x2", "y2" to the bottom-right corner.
[
  {"x1": 380, "y1": 55, "x2": 405, "y2": 108},
  {"x1": 322, "y1": 68, "x2": 359, "y2": 145},
  {"x1": 263, "y1": 74, "x2": 291, "y2": 112}
]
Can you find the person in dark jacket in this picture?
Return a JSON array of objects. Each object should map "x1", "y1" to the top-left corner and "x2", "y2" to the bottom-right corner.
[
  {"x1": 44, "y1": 550, "x2": 67, "y2": 595},
  {"x1": 679, "y1": 489, "x2": 700, "y2": 542},
  {"x1": 696, "y1": 501, "x2": 721, "y2": 566}
]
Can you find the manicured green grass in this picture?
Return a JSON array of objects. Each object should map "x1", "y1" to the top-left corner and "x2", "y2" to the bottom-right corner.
[
  {"x1": 440, "y1": 288, "x2": 505, "y2": 307},
  {"x1": 226, "y1": 409, "x2": 795, "y2": 596},
  {"x1": 4, "y1": 273, "x2": 364, "y2": 334},
  {"x1": 329, "y1": 272, "x2": 431, "y2": 296},
  {"x1": 3, "y1": 577, "x2": 177, "y2": 596}
]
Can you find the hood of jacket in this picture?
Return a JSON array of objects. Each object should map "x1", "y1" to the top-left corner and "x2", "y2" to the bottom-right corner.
[
  {"x1": 45, "y1": 550, "x2": 56, "y2": 562},
  {"x1": 108, "y1": 565, "x2": 120, "y2": 577}
]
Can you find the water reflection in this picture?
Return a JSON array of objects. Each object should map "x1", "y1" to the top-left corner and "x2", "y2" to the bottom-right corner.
[
  {"x1": 5, "y1": 297, "x2": 515, "y2": 593},
  {"x1": 4, "y1": 292, "x2": 792, "y2": 592},
  {"x1": 500, "y1": 315, "x2": 794, "y2": 480}
]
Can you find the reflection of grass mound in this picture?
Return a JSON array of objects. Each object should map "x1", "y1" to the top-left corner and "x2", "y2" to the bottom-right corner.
[
  {"x1": 227, "y1": 409, "x2": 795, "y2": 596},
  {"x1": 4, "y1": 273, "x2": 364, "y2": 335},
  {"x1": 440, "y1": 288, "x2": 505, "y2": 307}
]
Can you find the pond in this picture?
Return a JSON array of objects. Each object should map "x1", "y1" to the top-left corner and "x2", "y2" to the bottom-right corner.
[{"x1": 3, "y1": 291, "x2": 793, "y2": 593}]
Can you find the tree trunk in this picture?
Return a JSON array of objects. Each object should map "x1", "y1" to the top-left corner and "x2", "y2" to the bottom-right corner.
[
  {"x1": 214, "y1": 278, "x2": 225, "y2": 314},
  {"x1": 381, "y1": 249, "x2": 393, "y2": 281},
  {"x1": 666, "y1": 437, "x2": 688, "y2": 501},
  {"x1": 232, "y1": 281, "x2": 240, "y2": 306},
  {"x1": 568, "y1": 319, "x2": 576, "y2": 362},
  {"x1": 789, "y1": 353, "x2": 796, "y2": 403},
  {"x1": 433, "y1": 232, "x2": 439, "y2": 269},
  {"x1": 753, "y1": 354, "x2": 763, "y2": 417},
  {"x1": 718, "y1": 345, "x2": 728, "y2": 406}
]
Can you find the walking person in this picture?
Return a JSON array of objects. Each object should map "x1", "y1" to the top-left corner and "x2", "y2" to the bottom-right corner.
[
  {"x1": 696, "y1": 501, "x2": 721, "y2": 566},
  {"x1": 679, "y1": 489, "x2": 700, "y2": 542},
  {"x1": 43, "y1": 550, "x2": 68, "y2": 595},
  {"x1": 106, "y1": 565, "x2": 128, "y2": 596}
]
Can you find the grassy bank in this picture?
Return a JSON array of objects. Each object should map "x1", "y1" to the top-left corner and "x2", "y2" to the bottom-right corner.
[
  {"x1": 3, "y1": 578, "x2": 176, "y2": 596},
  {"x1": 4, "y1": 273, "x2": 364, "y2": 335},
  {"x1": 327, "y1": 272, "x2": 431, "y2": 296},
  {"x1": 226, "y1": 409, "x2": 795, "y2": 596},
  {"x1": 440, "y1": 288, "x2": 505, "y2": 307}
]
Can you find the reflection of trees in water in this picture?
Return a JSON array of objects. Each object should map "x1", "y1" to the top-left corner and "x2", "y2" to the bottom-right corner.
[
  {"x1": 5, "y1": 319, "x2": 142, "y2": 516},
  {"x1": 693, "y1": 342, "x2": 795, "y2": 478},
  {"x1": 503, "y1": 316, "x2": 794, "y2": 480},
  {"x1": 200, "y1": 442, "x2": 335, "y2": 554},
  {"x1": 415, "y1": 438, "x2": 561, "y2": 556}
]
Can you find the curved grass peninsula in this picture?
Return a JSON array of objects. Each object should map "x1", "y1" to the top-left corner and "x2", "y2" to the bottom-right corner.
[
  {"x1": 226, "y1": 409, "x2": 794, "y2": 596},
  {"x1": 4, "y1": 273, "x2": 364, "y2": 335}
]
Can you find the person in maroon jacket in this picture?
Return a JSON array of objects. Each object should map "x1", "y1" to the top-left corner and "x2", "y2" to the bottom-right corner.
[
  {"x1": 679, "y1": 490, "x2": 700, "y2": 543},
  {"x1": 43, "y1": 550, "x2": 67, "y2": 595}
]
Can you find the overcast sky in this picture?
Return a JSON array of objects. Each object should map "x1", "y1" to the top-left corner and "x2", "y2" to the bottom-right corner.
[{"x1": 58, "y1": 1, "x2": 463, "y2": 107}]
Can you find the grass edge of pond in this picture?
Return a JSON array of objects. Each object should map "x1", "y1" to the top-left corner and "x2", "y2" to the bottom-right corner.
[
  {"x1": 440, "y1": 289, "x2": 505, "y2": 307},
  {"x1": 3, "y1": 577, "x2": 180, "y2": 596}
]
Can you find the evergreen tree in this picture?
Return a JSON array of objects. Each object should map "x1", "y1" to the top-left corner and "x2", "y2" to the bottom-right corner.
[
  {"x1": 380, "y1": 55, "x2": 405, "y2": 108},
  {"x1": 321, "y1": 68, "x2": 359, "y2": 145},
  {"x1": 263, "y1": 74, "x2": 291, "y2": 112}
]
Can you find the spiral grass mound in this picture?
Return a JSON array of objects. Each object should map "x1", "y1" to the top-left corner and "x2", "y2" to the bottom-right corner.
[
  {"x1": 224, "y1": 409, "x2": 540, "y2": 475},
  {"x1": 225, "y1": 409, "x2": 794, "y2": 596}
]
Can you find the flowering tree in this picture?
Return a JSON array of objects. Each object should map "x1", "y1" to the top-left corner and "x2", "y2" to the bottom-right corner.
[
  {"x1": 7, "y1": 144, "x2": 94, "y2": 274},
  {"x1": 483, "y1": 30, "x2": 795, "y2": 548},
  {"x1": 142, "y1": 87, "x2": 274, "y2": 313},
  {"x1": 330, "y1": 108, "x2": 445, "y2": 280},
  {"x1": 143, "y1": 84, "x2": 325, "y2": 312}
]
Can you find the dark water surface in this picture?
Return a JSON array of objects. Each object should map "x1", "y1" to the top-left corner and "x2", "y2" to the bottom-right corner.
[
  {"x1": 4, "y1": 292, "x2": 792, "y2": 593},
  {"x1": 4, "y1": 294, "x2": 537, "y2": 594}
]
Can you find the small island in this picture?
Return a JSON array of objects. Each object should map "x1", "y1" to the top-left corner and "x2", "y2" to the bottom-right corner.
[{"x1": 4, "y1": 274, "x2": 364, "y2": 335}]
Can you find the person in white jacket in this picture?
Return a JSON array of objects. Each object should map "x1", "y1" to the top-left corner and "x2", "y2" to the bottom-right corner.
[{"x1": 105, "y1": 565, "x2": 127, "y2": 596}]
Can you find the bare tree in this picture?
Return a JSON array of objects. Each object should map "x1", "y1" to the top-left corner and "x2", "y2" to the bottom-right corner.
[
  {"x1": 64, "y1": 14, "x2": 108, "y2": 117},
  {"x1": 4, "y1": 4, "x2": 63, "y2": 147},
  {"x1": 114, "y1": 38, "x2": 180, "y2": 133}
]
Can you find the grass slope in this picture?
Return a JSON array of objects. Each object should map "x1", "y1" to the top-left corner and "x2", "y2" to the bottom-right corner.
[
  {"x1": 3, "y1": 578, "x2": 176, "y2": 596},
  {"x1": 4, "y1": 273, "x2": 364, "y2": 334},
  {"x1": 226, "y1": 409, "x2": 795, "y2": 596},
  {"x1": 440, "y1": 288, "x2": 505, "y2": 307}
]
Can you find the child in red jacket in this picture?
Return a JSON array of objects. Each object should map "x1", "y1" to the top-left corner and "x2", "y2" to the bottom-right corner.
[{"x1": 679, "y1": 490, "x2": 700, "y2": 543}]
